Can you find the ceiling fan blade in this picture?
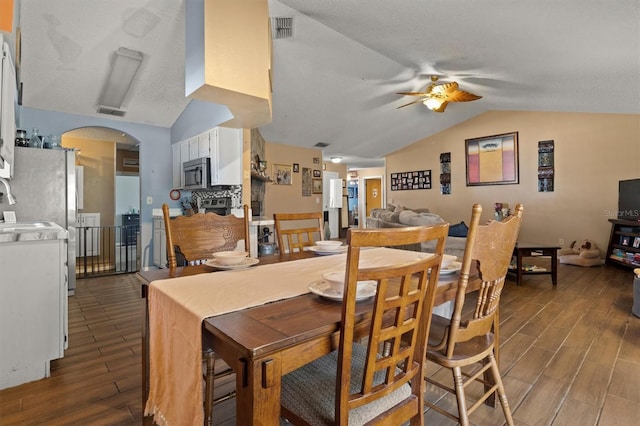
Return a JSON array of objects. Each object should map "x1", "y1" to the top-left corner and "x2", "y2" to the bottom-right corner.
[
  {"x1": 445, "y1": 90, "x2": 482, "y2": 102},
  {"x1": 396, "y1": 99, "x2": 423, "y2": 109},
  {"x1": 396, "y1": 91, "x2": 429, "y2": 97}
]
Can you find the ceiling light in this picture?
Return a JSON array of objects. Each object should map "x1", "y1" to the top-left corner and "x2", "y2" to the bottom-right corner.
[
  {"x1": 423, "y1": 97, "x2": 443, "y2": 111},
  {"x1": 331, "y1": 157, "x2": 342, "y2": 163},
  {"x1": 97, "y1": 47, "x2": 143, "y2": 110}
]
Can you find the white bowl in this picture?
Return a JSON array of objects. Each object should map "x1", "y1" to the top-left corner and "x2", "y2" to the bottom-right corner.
[
  {"x1": 441, "y1": 254, "x2": 457, "y2": 268},
  {"x1": 315, "y1": 240, "x2": 343, "y2": 251},
  {"x1": 212, "y1": 251, "x2": 249, "y2": 266},
  {"x1": 322, "y1": 271, "x2": 372, "y2": 292}
]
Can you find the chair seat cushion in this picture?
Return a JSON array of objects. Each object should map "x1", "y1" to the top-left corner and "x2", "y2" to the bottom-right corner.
[{"x1": 281, "y1": 343, "x2": 411, "y2": 425}]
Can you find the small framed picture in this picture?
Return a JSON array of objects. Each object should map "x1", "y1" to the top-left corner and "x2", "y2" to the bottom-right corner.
[
  {"x1": 633, "y1": 237, "x2": 640, "y2": 249},
  {"x1": 313, "y1": 157, "x2": 320, "y2": 164},
  {"x1": 292, "y1": 163, "x2": 299, "y2": 173},
  {"x1": 312, "y1": 179, "x2": 323, "y2": 194},
  {"x1": 313, "y1": 169, "x2": 321, "y2": 178},
  {"x1": 273, "y1": 163, "x2": 293, "y2": 185},
  {"x1": 620, "y1": 236, "x2": 630, "y2": 246}
]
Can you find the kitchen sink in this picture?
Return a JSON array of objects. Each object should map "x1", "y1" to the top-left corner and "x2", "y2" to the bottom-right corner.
[{"x1": 0, "y1": 221, "x2": 67, "y2": 242}]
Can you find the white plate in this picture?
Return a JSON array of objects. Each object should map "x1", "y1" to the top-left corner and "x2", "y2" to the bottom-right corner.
[
  {"x1": 308, "y1": 280, "x2": 376, "y2": 301},
  {"x1": 440, "y1": 261, "x2": 462, "y2": 275},
  {"x1": 205, "y1": 257, "x2": 260, "y2": 270},
  {"x1": 308, "y1": 245, "x2": 348, "y2": 255}
]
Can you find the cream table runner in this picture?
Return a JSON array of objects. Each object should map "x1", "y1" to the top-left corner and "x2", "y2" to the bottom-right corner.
[{"x1": 144, "y1": 248, "x2": 436, "y2": 426}]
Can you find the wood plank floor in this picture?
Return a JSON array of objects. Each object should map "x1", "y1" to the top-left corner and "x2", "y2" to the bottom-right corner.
[{"x1": 1, "y1": 263, "x2": 638, "y2": 425}]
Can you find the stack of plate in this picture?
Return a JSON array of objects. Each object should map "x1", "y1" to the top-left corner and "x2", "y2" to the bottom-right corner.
[{"x1": 308, "y1": 240, "x2": 347, "y2": 255}]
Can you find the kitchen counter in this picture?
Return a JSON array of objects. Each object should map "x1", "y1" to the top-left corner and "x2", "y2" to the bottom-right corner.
[{"x1": 0, "y1": 221, "x2": 67, "y2": 242}]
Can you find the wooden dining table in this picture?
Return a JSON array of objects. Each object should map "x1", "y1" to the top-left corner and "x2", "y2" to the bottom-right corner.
[{"x1": 137, "y1": 250, "x2": 490, "y2": 425}]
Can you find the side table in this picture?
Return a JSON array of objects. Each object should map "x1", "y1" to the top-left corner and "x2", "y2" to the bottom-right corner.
[{"x1": 510, "y1": 242, "x2": 560, "y2": 286}]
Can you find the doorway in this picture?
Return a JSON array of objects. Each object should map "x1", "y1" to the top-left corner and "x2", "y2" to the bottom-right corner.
[
  {"x1": 63, "y1": 127, "x2": 141, "y2": 277},
  {"x1": 364, "y1": 177, "x2": 382, "y2": 220}
]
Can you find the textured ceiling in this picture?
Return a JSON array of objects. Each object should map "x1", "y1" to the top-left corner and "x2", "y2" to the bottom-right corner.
[{"x1": 17, "y1": 0, "x2": 640, "y2": 168}]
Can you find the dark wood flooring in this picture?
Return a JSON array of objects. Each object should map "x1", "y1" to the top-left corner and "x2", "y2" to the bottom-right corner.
[{"x1": 1, "y1": 262, "x2": 638, "y2": 425}]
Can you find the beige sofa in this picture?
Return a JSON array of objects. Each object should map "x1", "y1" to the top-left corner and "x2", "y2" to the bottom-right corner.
[{"x1": 366, "y1": 205, "x2": 467, "y2": 259}]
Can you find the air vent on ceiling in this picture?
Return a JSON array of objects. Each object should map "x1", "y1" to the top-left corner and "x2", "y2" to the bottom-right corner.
[
  {"x1": 97, "y1": 106, "x2": 126, "y2": 117},
  {"x1": 272, "y1": 17, "x2": 293, "y2": 39},
  {"x1": 314, "y1": 142, "x2": 329, "y2": 148}
]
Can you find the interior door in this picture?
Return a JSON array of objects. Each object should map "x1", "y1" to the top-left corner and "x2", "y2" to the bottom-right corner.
[{"x1": 365, "y1": 178, "x2": 382, "y2": 218}]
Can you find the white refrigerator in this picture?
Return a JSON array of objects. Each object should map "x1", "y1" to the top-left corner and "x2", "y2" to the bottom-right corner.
[{"x1": 7, "y1": 146, "x2": 77, "y2": 293}]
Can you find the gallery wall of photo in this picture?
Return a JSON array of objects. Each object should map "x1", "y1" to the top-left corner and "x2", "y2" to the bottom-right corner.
[{"x1": 390, "y1": 170, "x2": 431, "y2": 191}]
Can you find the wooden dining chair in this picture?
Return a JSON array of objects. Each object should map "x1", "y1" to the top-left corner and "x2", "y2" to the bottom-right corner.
[
  {"x1": 424, "y1": 203, "x2": 524, "y2": 426},
  {"x1": 161, "y1": 203, "x2": 249, "y2": 425},
  {"x1": 280, "y1": 223, "x2": 450, "y2": 425},
  {"x1": 162, "y1": 203, "x2": 250, "y2": 268},
  {"x1": 273, "y1": 211, "x2": 324, "y2": 253}
]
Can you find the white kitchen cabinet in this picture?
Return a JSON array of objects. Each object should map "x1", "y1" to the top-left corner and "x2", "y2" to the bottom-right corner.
[
  {"x1": 77, "y1": 212, "x2": 100, "y2": 257},
  {"x1": 188, "y1": 137, "x2": 200, "y2": 161},
  {"x1": 198, "y1": 131, "x2": 211, "y2": 158},
  {"x1": 153, "y1": 216, "x2": 167, "y2": 268},
  {"x1": 180, "y1": 140, "x2": 190, "y2": 168},
  {"x1": 213, "y1": 127, "x2": 242, "y2": 185},
  {"x1": 0, "y1": 223, "x2": 67, "y2": 390},
  {"x1": 170, "y1": 127, "x2": 242, "y2": 189}
]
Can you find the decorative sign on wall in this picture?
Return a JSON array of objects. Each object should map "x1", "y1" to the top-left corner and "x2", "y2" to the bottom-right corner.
[
  {"x1": 538, "y1": 140, "x2": 554, "y2": 192},
  {"x1": 301, "y1": 167, "x2": 311, "y2": 196},
  {"x1": 440, "y1": 152, "x2": 451, "y2": 194},
  {"x1": 390, "y1": 170, "x2": 431, "y2": 191}
]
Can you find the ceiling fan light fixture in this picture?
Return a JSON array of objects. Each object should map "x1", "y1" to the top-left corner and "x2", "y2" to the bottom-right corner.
[
  {"x1": 330, "y1": 157, "x2": 342, "y2": 163},
  {"x1": 423, "y1": 97, "x2": 443, "y2": 110}
]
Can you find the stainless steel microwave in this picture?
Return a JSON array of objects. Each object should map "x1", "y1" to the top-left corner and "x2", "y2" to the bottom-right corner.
[{"x1": 183, "y1": 157, "x2": 210, "y2": 190}]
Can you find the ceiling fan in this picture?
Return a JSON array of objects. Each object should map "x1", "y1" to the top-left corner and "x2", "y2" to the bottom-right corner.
[{"x1": 397, "y1": 76, "x2": 482, "y2": 112}]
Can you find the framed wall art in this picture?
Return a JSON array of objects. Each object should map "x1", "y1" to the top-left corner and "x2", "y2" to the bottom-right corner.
[
  {"x1": 537, "y1": 140, "x2": 554, "y2": 192},
  {"x1": 273, "y1": 163, "x2": 292, "y2": 185},
  {"x1": 390, "y1": 170, "x2": 431, "y2": 191},
  {"x1": 293, "y1": 163, "x2": 300, "y2": 173},
  {"x1": 465, "y1": 132, "x2": 519, "y2": 186},
  {"x1": 440, "y1": 152, "x2": 451, "y2": 194},
  {"x1": 312, "y1": 178, "x2": 323, "y2": 194},
  {"x1": 301, "y1": 167, "x2": 311, "y2": 196},
  {"x1": 313, "y1": 169, "x2": 321, "y2": 178}
]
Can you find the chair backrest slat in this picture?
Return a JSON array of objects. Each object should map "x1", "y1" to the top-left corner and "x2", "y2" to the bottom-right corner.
[
  {"x1": 273, "y1": 212, "x2": 324, "y2": 253},
  {"x1": 162, "y1": 203, "x2": 250, "y2": 268}
]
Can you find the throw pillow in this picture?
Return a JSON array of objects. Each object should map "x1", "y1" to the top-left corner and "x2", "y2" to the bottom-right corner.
[
  {"x1": 448, "y1": 221, "x2": 469, "y2": 237},
  {"x1": 399, "y1": 211, "x2": 445, "y2": 227}
]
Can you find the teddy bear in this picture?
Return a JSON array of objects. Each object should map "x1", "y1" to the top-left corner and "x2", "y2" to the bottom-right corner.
[{"x1": 559, "y1": 239, "x2": 603, "y2": 266}]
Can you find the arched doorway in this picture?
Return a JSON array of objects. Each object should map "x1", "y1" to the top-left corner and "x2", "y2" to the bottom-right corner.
[{"x1": 62, "y1": 127, "x2": 141, "y2": 277}]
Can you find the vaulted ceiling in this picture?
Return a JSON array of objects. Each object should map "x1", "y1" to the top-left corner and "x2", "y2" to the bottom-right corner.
[{"x1": 17, "y1": 0, "x2": 640, "y2": 168}]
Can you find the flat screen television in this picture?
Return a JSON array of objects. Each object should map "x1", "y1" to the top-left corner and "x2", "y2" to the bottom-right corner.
[{"x1": 618, "y1": 179, "x2": 640, "y2": 221}]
